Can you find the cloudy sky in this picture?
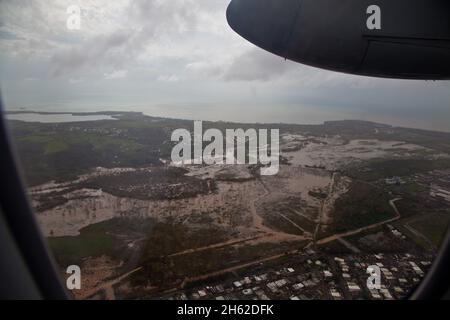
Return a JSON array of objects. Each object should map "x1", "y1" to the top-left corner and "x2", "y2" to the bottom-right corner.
[{"x1": 0, "y1": 0, "x2": 449, "y2": 131}]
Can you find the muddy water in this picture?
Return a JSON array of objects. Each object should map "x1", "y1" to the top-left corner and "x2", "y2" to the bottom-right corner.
[
  {"x1": 284, "y1": 167, "x2": 331, "y2": 196},
  {"x1": 287, "y1": 138, "x2": 433, "y2": 170},
  {"x1": 36, "y1": 179, "x2": 267, "y2": 237}
]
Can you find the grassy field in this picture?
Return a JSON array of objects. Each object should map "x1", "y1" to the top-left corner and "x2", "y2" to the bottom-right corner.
[
  {"x1": 48, "y1": 224, "x2": 116, "y2": 266},
  {"x1": 132, "y1": 238, "x2": 306, "y2": 290},
  {"x1": 261, "y1": 213, "x2": 305, "y2": 236},
  {"x1": 8, "y1": 114, "x2": 178, "y2": 186},
  {"x1": 317, "y1": 239, "x2": 353, "y2": 254},
  {"x1": 47, "y1": 217, "x2": 159, "y2": 266},
  {"x1": 321, "y1": 181, "x2": 396, "y2": 236},
  {"x1": 343, "y1": 225, "x2": 424, "y2": 254},
  {"x1": 399, "y1": 182, "x2": 429, "y2": 194},
  {"x1": 406, "y1": 213, "x2": 450, "y2": 248},
  {"x1": 9, "y1": 113, "x2": 450, "y2": 187},
  {"x1": 349, "y1": 158, "x2": 450, "y2": 181}
]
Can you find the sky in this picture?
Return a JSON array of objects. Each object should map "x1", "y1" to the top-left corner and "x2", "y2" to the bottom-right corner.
[{"x1": 0, "y1": 0, "x2": 449, "y2": 131}]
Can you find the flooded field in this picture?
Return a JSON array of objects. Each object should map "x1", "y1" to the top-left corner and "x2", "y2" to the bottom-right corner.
[
  {"x1": 17, "y1": 117, "x2": 450, "y2": 299},
  {"x1": 284, "y1": 136, "x2": 438, "y2": 170},
  {"x1": 33, "y1": 135, "x2": 437, "y2": 241}
]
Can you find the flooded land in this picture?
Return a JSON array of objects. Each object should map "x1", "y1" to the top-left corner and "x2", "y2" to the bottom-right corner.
[{"x1": 7, "y1": 112, "x2": 450, "y2": 300}]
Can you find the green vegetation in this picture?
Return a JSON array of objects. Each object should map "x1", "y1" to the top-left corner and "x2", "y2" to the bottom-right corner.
[
  {"x1": 400, "y1": 182, "x2": 429, "y2": 194},
  {"x1": 45, "y1": 139, "x2": 69, "y2": 154},
  {"x1": 342, "y1": 225, "x2": 423, "y2": 254},
  {"x1": 9, "y1": 114, "x2": 450, "y2": 186},
  {"x1": 169, "y1": 241, "x2": 303, "y2": 280},
  {"x1": 8, "y1": 113, "x2": 189, "y2": 186},
  {"x1": 134, "y1": 237, "x2": 305, "y2": 289},
  {"x1": 139, "y1": 222, "x2": 230, "y2": 261},
  {"x1": 48, "y1": 224, "x2": 115, "y2": 266},
  {"x1": 261, "y1": 208, "x2": 315, "y2": 235},
  {"x1": 48, "y1": 217, "x2": 159, "y2": 266},
  {"x1": 7, "y1": 114, "x2": 450, "y2": 298},
  {"x1": 81, "y1": 167, "x2": 215, "y2": 201},
  {"x1": 406, "y1": 213, "x2": 450, "y2": 248},
  {"x1": 132, "y1": 222, "x2": 233, "y2": 287},
  {"x1": 318, "y1": 239, "x2": 353, "y2": 254},
  {"x1": 262, "y1": 213, "x2": 304, "y2": 236},
  {"x1": 349, "y1": 158, "x2": 450, "y2": 181},
  {"x1": 322, "y1": 181, "x2": 396, "y2": 236}
]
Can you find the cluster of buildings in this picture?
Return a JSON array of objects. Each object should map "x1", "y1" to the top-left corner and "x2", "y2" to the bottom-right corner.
[
  {"x1": 163, "y1": 250, "x2": 433, "y2": 300},
  {"x1": 66, "y1": 125, "x2": 126, "y2": 137},
  {"x1": 381, "y1": 170, "x2": 450, "y2": 207},
  {"x1": 387, "y1": 224, "x2": 407, "y2": 240},
  {"x1": 385, "y1": 176, "x2": 405, "y2": 185},
  {"x1": 411, "y1": 170, "x2": 450, "y2": 203},
  {"x1": 430, "y1": 185, "x2": 450, "y2": 203}
]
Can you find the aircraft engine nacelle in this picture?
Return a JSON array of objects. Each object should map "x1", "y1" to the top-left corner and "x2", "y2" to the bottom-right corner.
[{"x1": 226, "y1": 0, "x2": 450, "y2": 79}]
